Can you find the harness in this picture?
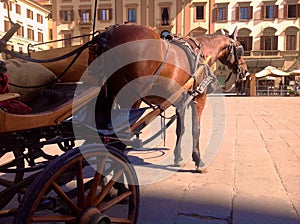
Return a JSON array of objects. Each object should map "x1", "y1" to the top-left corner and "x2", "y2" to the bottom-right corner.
[{"x1": 167, "y1": 35, "x2": 215, "y2": 95}]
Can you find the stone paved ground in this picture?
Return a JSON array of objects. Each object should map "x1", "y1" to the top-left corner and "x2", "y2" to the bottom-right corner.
[
  {"x1": 131, "y1": 96, "x2": 300, "y2": 224},
  {"x1": 0, "y1": 96, "x2": 299, "y2": 224}
]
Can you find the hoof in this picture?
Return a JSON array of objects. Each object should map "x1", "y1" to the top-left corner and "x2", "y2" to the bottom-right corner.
[
  {"x1": 174, "y1": 158, "x2": 183, "y2": 167},
  {"x1": 195, "y1": 160, "x2": 207, "y2": 173},
  {"x1": 195, "y1": 166, "x2": 208, "y2": 173},
  {"x1": 173, "y1": 162, "x2": 181, "y2": 167}
]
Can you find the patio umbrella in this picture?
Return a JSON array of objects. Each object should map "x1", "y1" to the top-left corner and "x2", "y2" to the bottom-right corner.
[
  {"x1": 256, "y1": 66, "x2": 290, "y2": 78},
  {"x1": 290, "y1": 69, "x2": 300, "y2": 76}
]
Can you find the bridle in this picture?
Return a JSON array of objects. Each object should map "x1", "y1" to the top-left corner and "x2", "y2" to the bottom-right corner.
[{"x1": 220, "y1": 38, "x2": 245, "y2": 82}]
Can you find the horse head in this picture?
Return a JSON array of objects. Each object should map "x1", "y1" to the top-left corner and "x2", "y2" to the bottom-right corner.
[{"x1": 218, "y1": 27, "x2": 248, "y2": 82}]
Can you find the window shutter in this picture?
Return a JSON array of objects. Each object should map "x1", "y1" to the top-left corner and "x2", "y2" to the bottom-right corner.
[
  {"x1": 224, "y1": 7, "x2": 228, "y2": 20},
  {"x1": 249, "y1": 6, "x2": 253, "y2": 19},
  {"x1": 88, "y1": 9, "x2": 92, "y2": 20},
  {"x1": 261, "y1": 5, "x2": 265, "y2": 19},
  {"x1": 109, "y1": 8, "x2": 112, "y2": 20},
  {"x1": 236, "y1": 7, "x2": 240, "y2": 21},
  {"x1": 78, "y1": 10, "x2": 82, "y2": 18},
  {"x1": 273, "y1": 36, "x2": 278, "y2": 50},
  {"x1": 59, "y1": 10, "x2": 63, "y2": 19},
  {"x1": 98, "y1": 9, "x2": 101, "y2": 20},
  {"x1": 71, "y1": 10, "x2": 74, "y2": 21},
  {"x1": 260, "y1": 36, "x2": 265, "y2": 50},
  {"x1": 212, "y1": 8, "x2": 217, "y2": 22},
  {"x1": 274, "y1": 5, "x2": 279, "y2": 18},
  {"x1": 283, "y1": 5, "x2": 287, "y2": 18},
  {"x1": 247, "y1": 36, "x2": 253, "y2": 51}
]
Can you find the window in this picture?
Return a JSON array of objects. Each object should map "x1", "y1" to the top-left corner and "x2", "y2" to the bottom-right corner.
[
  {"x1": 17, "y1": 26, "x2": 24, "y2": 37},
  {"x1": 98, "y1": 8, "x2": 112, "y2": 21},
  {"x1": 286, "y1": 35, "x2": 296, "y2": 50},
  {"x1": 240, "y1": 7, "x2": 248, "y2": 20},
  {"x1": 283, "y1": 4, "x2": 300, "y2": 18},
  {"x1": 128, "y1": 8, "x2": 136, "y2": 22},
  {"x1": 27, "y1": 9, "x2": 33, "y2": 19},
  {"x1": 213, "y1": 5, "x2": 228, "y2": 22},
  {"x1": 195, "y1": 5, "x2": 204, "y2": 20},
  {"x1": 3, "y1": 1, "x2": 12, "y2": 11},
  {"x1": 260, "y1": 36, "x2": 278, "y2": 55},
  {"x1": 79, "y1": 9, "x2": 92, "y2": 24},
  {"x1": 16, "y1": 4, "x2": 21, "y2": 15},
  {"x1": 27, "y1": 28, "x2": 35, "y2": 40},
  {"x1": 237, "y1": 36, "x2": 252, "y2": 56},
  {"x1": 161, "y1": 7, "x2": 169, "y2": 25},
  {"x1": 266, "y1": 5, "x2": 274, "y2": 19},
  {"x1": 49, "y1": 28, "x2": 53, "y2": 40},
  {"x1": 161, "y1": 30, "x2": 170, "y2": 39},
  {"x1": 4, "y1": 20, "x2": 11, "y2": 32},
  {"x1": 261, "y1": 5, "x2": 278, "y2": 20},
  {"x1": 38, "y1": 32, "x2": 43, "y2": 42},
  {"x1": 59, "y1": 10, "x2": 74, "y2": 22},
  {"x1": 288, "y1": 5, "x2": 297, "y2": 17},
  {"x1": 236, "y1": 5, "x2": 252, "y2": 20},
  {"x1": 63, "y1": 33, "x2": 72, "y2": 47},
  {"x1": 37, "y1": 14, "x2": 43, "y2": 24}
]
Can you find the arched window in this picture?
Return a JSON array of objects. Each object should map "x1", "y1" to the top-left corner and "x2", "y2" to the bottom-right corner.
[
  {"x1": 285, "y1": 27, "x2": 299, "y2": 50},
  {"x1": 237, "y1": 28, "x2": 252, "y2": 56},
  {"x1": 261, "y1": 27, "x2": 277, "y2": 55},
  {"x1": 160, "y1": 30, "x2": 170, "y2": 39}
]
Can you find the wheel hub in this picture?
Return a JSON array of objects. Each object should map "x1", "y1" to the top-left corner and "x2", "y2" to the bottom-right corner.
[{"x1": 79, "y1": 207, "x2": 111, "y2": 224}]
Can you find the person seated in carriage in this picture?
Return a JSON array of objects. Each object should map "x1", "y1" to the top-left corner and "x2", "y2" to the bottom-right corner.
[{"x1": 0, "y1": 59, "x2": 32, "y2": 114}]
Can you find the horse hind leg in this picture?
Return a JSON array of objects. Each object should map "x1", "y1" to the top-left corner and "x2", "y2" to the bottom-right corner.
[
  {"x1": 173, "y1": 109, "x2": 185, "y2": 166},
  {"x1": 191, "y1": 100, "x2": 206, "y2": 172}
]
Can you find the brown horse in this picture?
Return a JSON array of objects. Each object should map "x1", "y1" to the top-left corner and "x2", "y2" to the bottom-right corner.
[{"x1": 93, "y1": 25, "x2": 248, "y2": 172}]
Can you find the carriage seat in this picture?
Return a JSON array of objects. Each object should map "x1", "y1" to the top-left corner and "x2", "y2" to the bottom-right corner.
[{"x1": 0, "y1": 84, "x2": 100, "y2": 133}]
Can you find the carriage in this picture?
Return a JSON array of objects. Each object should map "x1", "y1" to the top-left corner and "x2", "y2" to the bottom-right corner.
[{"x1": 0, "y1": 16, "x2": 247, "y2": 223}]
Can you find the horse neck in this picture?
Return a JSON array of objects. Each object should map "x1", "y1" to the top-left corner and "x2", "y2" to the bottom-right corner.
[{"x1": 197, "y1": 35, "x2": 231, "y2": 65}]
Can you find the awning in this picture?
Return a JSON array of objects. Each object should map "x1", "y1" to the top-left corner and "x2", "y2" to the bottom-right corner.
[
  {"x1": 255, "y1": 66, "x2": 290, "y2": 78},
  {"x1": 290, "y1": 69, "x2": 300, "y2": 76}
]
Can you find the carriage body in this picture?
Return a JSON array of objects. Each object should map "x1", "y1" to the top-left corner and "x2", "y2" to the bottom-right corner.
[{"x1": 0, "y1": 34, "x2": 140, "y2": 224}]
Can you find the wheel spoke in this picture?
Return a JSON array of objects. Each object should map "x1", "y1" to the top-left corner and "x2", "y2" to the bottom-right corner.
[
  {"x1": 52, "y1": 181, "x2": 82, "y2": 214},
  {"x1": 75, "y1": 159, "x2": 85, "y2": 208},
  {"x1": 86, "y1": 156, "x2": 106, "y2": 206},
  {"x1": 32, "y1": 215, "x2": 76, "y2": 222},
  {"x1": 99, "y1": 191, "x2": 132, "y2": 213},
  {"x1": 94, "y1": 168, "x2": 124, "y2": 207},
  {"x1": 110, "y1": 217, "x2": 131, "y2": 223}
]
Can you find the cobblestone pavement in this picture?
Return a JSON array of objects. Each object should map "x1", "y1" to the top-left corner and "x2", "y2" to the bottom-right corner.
[
  {"x1": 0, "y1": 97, "x2": 299, "y2": 224},
  {"x1": 131, "y1": 96, "x2": 300, "y2": 224}
]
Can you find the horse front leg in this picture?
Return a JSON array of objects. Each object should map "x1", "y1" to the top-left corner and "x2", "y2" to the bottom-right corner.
[{"x1": 191, "y1": 94, "x2": 206, "y2": 172}]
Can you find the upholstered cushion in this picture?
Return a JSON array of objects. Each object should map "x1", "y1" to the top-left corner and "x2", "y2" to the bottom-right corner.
[{"x1": 5, "y1": 59, "x2": 56, "y2": 102}]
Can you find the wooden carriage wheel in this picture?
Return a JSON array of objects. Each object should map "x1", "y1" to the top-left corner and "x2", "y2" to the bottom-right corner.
[
  {"x1": 13, "y1": 144, "x2": 139, "y2": 224},
  {"x1": 0, "y1": 150, "x2": 25, "y2": 209}
]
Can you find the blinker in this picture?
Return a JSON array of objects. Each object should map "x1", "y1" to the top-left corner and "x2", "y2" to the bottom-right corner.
[{"x1": 236, "y1": 45, "x2": 244, "y2": 58}]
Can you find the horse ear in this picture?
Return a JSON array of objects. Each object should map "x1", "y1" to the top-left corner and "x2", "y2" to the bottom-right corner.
[
  {"x1": 220, "y1": 28, "x2": 226, "y2": 35},
  {"x1": 229, "y1": 27, "x2": 238, "y2": 40}
]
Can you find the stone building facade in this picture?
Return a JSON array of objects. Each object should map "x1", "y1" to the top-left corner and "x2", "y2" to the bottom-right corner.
[{"x1": 0, "y1": 0, "x2": 51, "y2": 58}]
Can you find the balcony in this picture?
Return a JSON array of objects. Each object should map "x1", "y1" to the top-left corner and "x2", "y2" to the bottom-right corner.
[
  {"x1": 244, "y1": 50, "x2": 300, "y2": 57},
  {"x1": 79, "y1": 20, "x2": 92, "y2": 28},
  {"x1": 243, "y1": 50, "x2": 300, "y2": 73},
  {"x1": 156, "y1": 19, "x2": 174, "y2": 29}
]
